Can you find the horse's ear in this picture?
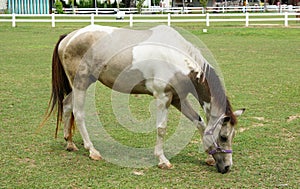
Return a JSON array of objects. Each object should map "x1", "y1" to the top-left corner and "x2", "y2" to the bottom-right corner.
[{"x1": 233, "y1": 109, "x2": 245, "y2": 117}]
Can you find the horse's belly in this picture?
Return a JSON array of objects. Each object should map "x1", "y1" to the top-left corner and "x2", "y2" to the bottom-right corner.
[{"x1": 99, "y1": 68, "x2": 150, "y2": 94}]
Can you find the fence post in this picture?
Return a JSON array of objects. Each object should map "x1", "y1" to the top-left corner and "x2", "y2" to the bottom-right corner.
[
  {"x1": 167, "y1": 13, "x2": 171, "y2": 27},
  {"x1": 12, "y1": 13, "x2": 16, "y2": 27},
  {"x1": 284, "y1": 12, "x2": 288, "y2": 27},
  {"x1": 130, "y1": 14, "x2": 133, "y2": 28},
  {"x1": 206, "y1": 13, "x2": 210, "y2": 27},
  {"x1": 51, "y1": 13, "x2": 55, "y2": 27},
  {"x1": 245, "y1": 12, "x2": 249, "y2": 27},
  {"x1": 91, "y1": 13, "x2": 94, "y2": 25}
]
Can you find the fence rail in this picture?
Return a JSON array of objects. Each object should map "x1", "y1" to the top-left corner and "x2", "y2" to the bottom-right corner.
[{"x1": 1, "y1": 12, "x2": 299, "y2": 27}]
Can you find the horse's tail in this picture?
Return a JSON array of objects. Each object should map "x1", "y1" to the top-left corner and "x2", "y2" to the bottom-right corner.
[{"x1": 40, "y1": 34, "x2": 74, "y2": 138}]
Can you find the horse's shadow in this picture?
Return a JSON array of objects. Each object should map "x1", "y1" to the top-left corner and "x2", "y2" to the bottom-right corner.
[{"x1": 170, "y1": 153, "x2": 216, "y2": 172}]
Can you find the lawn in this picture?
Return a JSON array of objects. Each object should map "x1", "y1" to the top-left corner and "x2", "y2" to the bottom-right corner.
[{"x1": 0, "y1": 22, "x2": 299, "y2": 188}]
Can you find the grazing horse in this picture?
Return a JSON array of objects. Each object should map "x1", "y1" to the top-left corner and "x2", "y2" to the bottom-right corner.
[{"x1": 42, "y1": 25, "x2": 244, "y2": 174}]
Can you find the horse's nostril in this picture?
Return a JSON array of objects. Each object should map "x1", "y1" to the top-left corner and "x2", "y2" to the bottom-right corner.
[
  {"x1": 224, "y1": 165, "x2": 230, "y2": 173},
  {"x1": 216, "y1": 163, "x2": 231, "y2": 174}
]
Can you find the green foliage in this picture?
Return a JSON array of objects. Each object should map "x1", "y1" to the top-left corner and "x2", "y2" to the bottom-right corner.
[
  {"x1": 136, "y1": 0, "x2": 145, "y2": 14},
  {"x1": 3, "y1": 9, "x2": 10, "y2": 14},
  {"x1": 77, "y1": 0, "x2": 119, "y2": 8},
  {"x1": 199, "y1": 0, "x2": 208, "y2": 8},
  {"x1": 154, "y1": 0, "x2": 160, "y2": 6},
  {"x1": 78, "y1": 0, "x2": 93, "y2": 8},
  {"x1": 55, "y1": 0, "x2": 64, "y2": 14}
]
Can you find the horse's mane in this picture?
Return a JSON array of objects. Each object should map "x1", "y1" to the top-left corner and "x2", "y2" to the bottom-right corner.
[
  {"x1": 167, "y1": 26, "x2": 237, "y2": 124},
  {"x1": 172, "y1": 26, "x2": 225, "y2": 86},
  {"x1": 203, "y1": 62, "x2": 237, "y2": 125}
]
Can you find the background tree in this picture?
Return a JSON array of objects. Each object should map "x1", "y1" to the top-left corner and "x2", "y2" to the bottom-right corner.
[
  {"x1": 200, "y1": 0, "x2": 208, "y2": 9},
  {"x1": 55, "y1": 0, "x2": 64, "y2": 14},
  {"x1": 136, "y1": 0, "x2": 145, "y2": 13}
]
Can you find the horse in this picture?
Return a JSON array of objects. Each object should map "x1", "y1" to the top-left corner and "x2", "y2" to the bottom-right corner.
[{"x1": 41, "y1": 24, "x2": 245, "y2": 174}]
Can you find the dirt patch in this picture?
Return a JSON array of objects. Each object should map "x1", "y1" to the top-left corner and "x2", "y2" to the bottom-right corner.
[
  {"x1": 238, "y1": 117, "x2": 266, "y2": 133},
  {"x1": 18, "y1": 157, "x2": 36, "y2": 168},
  {"x1": 252, "y1": 117, "x2": 265, "y2": 121},
  {"x1": 287, "y1": 114, "x2": 300, "y2": 122}
]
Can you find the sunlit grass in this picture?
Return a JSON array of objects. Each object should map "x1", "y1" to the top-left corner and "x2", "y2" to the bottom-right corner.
[{"x1": 0, "y1": 22, "x2": 299, "y2": 188}]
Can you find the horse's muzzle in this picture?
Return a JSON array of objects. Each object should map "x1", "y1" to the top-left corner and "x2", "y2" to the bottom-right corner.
[{"x1": 216, "y1": 164, "x2": 231, "y2": 174}]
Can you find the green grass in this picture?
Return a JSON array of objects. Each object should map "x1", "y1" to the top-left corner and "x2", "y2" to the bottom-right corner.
[{"x1": 0, "y1": 22, "x2": 299, "y2": 188}]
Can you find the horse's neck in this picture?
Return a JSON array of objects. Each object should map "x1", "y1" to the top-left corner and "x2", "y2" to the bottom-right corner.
[
  {"x1": 191, "y1": 70, "x2": 226, "y2": 119},
  {"x1": 192, "y1": 73, "x2": 211, "y2": 102}
]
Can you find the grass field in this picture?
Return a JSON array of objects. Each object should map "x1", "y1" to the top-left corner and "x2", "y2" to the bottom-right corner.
[{"x1": 0, "y1": 22, "x2": 299, "y2": 188}]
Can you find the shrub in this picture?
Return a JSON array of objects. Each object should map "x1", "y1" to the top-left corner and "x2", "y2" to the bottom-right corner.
[{"x1": 55, "y1": 0, "x2": 64, "y2": 14}]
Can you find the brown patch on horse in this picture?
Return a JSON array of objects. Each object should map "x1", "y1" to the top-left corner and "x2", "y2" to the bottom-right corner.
[
  {"x1": 188, "y1": 71, "x2": 211, "y2": 105},
  {"x1": 225, "y1": 98, "x2": 237, "y2": 126},
  {"x1": 190, "y1": 65, "x2": 237, "y2": 126}
]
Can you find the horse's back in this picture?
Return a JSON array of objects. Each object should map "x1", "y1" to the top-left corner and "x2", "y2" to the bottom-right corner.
[
  {"x1": 57, "y1": 25, "x2": 200, "y2": 94},
  {"x1": 58, "y1": 25, "x2": 154, "y2": 84}
]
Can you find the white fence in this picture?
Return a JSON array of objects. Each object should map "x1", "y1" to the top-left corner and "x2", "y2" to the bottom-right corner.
[{"x1": 1, "y1": 12, "x2": 299, "y2": 27}]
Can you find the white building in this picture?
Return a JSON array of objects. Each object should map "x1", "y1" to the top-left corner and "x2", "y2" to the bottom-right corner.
[{"x1": 0, "y1": 0, "x2": 7, "y2": 10}]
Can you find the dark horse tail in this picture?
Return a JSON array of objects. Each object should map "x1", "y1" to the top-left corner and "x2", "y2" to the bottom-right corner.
[{"x1": 40, "y1": 34, "x2": 74, "y2": 138}]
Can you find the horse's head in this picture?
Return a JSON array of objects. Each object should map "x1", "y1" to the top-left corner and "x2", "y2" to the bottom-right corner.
[
  {"x1": 187, "y1": 54, "x2": 245, "y2": 173},
  {"x1": 204, "y1": 109, "x2": 245, "y2": 174}
]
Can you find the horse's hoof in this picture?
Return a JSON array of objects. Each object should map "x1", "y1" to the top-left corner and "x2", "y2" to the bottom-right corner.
[
  {"x1": 158, "y1": 162, "x2": 173, "y2": 169},
  {"x1": 205, "y1": 157, "x2": 215, "y2": 166},
  {"x1": 66, "y1": 143, "x2": 79, "y2": 151},
  {"x1": 89, "y1": 153, "x2": 102, "y2": 160}
]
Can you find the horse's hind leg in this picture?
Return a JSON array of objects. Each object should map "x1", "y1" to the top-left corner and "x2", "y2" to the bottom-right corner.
[
  {"x1": 63, "y1": 92, "x2": 78, "y2": 151},
  {"x1": 72, "y1": 88, "x2": 102, "y2": 160}
]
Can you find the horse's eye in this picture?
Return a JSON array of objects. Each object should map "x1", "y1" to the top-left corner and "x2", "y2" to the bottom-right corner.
[
  {"x1": 220, "y1": 135, "x2": 228, "y2": 142},
  {"x1": 223, "y1": 116, "x2": 231, "y2": 123}
]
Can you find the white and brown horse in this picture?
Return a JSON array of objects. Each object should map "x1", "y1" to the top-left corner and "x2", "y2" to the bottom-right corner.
[{"x1": 42, "y1": 25, "x2": 244, "y2": 174}]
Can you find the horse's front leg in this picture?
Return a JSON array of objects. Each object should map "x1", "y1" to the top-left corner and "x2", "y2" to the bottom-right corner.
[
  {"x1": 63, "y1": 92, "x2": 78, "y2": 151},
  {"x1": 171, "y1": 98, "x2": 206, "y2": 133},
  {"x1": 73, "y1": 88, "x2": 102, "y2": 160},
  {"x1": 192, "y1": 113, "x2": 216, "y2": 166},
  {"x1": 171, "y1": 99, "x2": 214, "y2": 166},
  {"x1": 154, "y1": 92, "x2": 173, "y2": 169}
]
